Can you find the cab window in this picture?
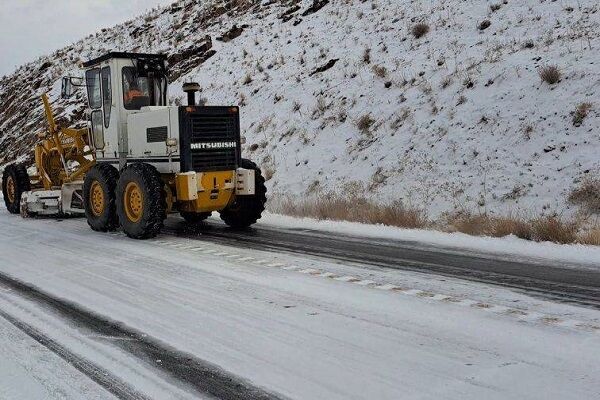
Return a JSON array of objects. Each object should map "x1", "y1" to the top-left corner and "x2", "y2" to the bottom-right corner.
[
  {"x1": 101, "y1": 67, "x2": 112, "y2": 127},
  {"x1": 91, "y1": 110, "x2": 105, "y2": 149},
  {"x1": 122, "y1": 66, "x2": 166, "y2": 110},
  {"x1": 85, "y1": 68, "x2": 101, "y2": 109}
]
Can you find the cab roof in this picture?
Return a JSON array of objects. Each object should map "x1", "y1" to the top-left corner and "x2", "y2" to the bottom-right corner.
[{"x1": 82, "y1": 52, "x2": 167, "y2": 68}]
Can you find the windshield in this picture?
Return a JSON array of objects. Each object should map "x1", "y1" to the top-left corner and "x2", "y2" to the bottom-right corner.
[{"x1": 122, "y1": 66, "x2": 166, "y2": 110}]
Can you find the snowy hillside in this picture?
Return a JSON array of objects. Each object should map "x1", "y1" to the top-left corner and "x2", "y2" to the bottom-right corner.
[{"x1": 0, "y1": 0, "x2": 598, "y2": 217}]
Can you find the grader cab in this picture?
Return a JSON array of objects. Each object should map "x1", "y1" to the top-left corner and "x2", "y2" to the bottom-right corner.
[{"x1": 2, "y1": 52, "x2": 266, "y2": 239}]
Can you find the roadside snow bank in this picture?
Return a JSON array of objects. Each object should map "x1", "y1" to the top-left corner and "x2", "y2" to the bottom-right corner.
[{"x1": 260, "y1": 213, "x2": 600, "y2": 268}]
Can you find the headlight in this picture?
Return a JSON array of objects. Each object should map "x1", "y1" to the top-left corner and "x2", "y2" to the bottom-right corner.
[{"x1": 166, "y1": 138, "x2": 178, "y2": 147}]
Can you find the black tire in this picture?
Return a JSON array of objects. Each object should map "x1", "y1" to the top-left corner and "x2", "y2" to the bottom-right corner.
[
  {"x1": 2, "y1": 163, "x2": 31, "y2": 214},
  {"x1": 116, "y1": 163, "x2": 166, "y2": 239},
  {"x1": 180, "y1": 211, "x2": 211, "y2": 223},
  {"x1": 83, "y1": 163, "x2": 119, "y2": 231},
  {"x1": 220, "y1": 159, "x2": 267, "y2": 229}
]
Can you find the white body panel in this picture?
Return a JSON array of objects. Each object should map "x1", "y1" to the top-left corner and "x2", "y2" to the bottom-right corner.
[
  {"x1": 127, "y1": 107, "x2": 179, "y2": 158},
  {"x1": 86, "y1": 57, "x2": 174, "y2": 171}
]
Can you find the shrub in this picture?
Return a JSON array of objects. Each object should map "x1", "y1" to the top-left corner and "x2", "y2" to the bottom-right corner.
[
  {"x1": 363, "y1": 48, "x2": 371, "y2": 64},
  {"x1": 538, "y1": 65, "x2": 561, "y2": 84},
  {"x1": 262, "y1": 166, "x2": 275, "y2": 181},
  {"x1": 522, "y1": 40, "x2": 535, "y2": 49},
  {"x1": 356, "y1": 114, "x2": 375, "y2": 133},
  {"x1": 478, "y1": 20, "x2": 492, "y2": 30},
  {"x1": 522, "y1": 124, "x2": 534, "y2": 140},
  {"x1": 572, "y1": 102, "x2": 592, "y2": 127},
  {"x1": 412, "y1": 23, "x2": 430, "y2": 39},
  {"x1": 242, "y1": 73, "x2": 253, "y2": 85},
  {"x1": 568, "y1": 178, "x2": 600, "y2": 213},
  {"x1": 440, "y1": 76, "x2": 453, "y2": 89},
  {"x1": 311, "y1": 96, "x2": 328, "y2": 119},
  {"x1": 372, "y1": 64, "x2": 387, "y2": 78}
]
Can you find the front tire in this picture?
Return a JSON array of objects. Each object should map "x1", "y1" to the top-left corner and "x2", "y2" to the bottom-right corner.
[
  {"x1": 2, "y1": 163, "x2": 31, "y2": 214},
  {"x1": 220, "y1": 159, "x2": 267, "y2": 229},
  {"x1": 83, "y1": 163, "x2": 119, "y2": 231},
  {"x1": 116, "y1": 163, "x2": 166, "y2": 239}
]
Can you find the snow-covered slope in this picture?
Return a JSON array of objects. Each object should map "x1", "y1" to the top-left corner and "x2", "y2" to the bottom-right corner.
[{"x1": 0, "y1": 0, "x2": 598, "y2": 217}]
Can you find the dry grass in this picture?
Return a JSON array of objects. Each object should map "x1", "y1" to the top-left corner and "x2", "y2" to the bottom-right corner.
[
  {"x1": 269, "y1": 197, "x2": 598, "y2": 247},
  {"x1": 531, "y1": 216, "x2": 578, "y2": 244},
  {"x1": 447, "y1": 213, "x2": 579, "y2": 243},
  {"x1": 270, "y1": 195, "x2": 427, "y2": 229},
  {"x1": 578, "y1": 228, "x2": 600, "y2": 246},
  {"x1": 538, "y1": 65, "x2": 561, "y2": 84},
  {"x1": 447, "y1": 214, "x2": 492, "y2": 236},
  {"x1": 411, "y1": 23, "x2": 430, "y2": 39},
  {"x1": 568, "y1": 178, "x2": 600, "y2": 213},
  {"x1": 490, "y1": 217, "x2": 534, "y2": 240}
]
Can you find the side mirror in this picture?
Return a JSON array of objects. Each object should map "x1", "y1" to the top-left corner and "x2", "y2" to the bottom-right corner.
[
  {"x1": 61, "y1": 77, "x2": 73, "y2": 99},
  {"x1": 61, "y1": 76, "x2": 84, "y2": 99}
]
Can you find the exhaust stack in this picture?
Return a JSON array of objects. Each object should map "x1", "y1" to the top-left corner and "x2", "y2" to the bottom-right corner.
[{"x1": 182, "y1": 82, "x2": 201, "y2": 106}]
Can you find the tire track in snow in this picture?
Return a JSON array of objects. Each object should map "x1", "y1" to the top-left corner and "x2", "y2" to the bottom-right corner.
[
  {"x1": 0, "y1": 272, "x2": 285, "y2": 400},
  {"x1": 0, "y1": 309, "x2": 149, "y2": 400}
]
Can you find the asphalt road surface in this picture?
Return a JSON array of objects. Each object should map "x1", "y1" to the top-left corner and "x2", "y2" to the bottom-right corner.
[{"x1": 164, "y1": 217, "x2": 600, "y2": 308}]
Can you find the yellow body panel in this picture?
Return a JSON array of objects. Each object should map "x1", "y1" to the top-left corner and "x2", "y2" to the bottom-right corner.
[
  {"x1": 175, "y1": 172, "x2": 198, "y2": 201},
  {"x1": 176, "y1": 170, "x2": 236, "y2": 213}
]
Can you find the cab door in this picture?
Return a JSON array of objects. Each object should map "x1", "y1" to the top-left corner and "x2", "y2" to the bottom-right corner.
[
  {"x1": 85, "y1": 67, "x2": 105, "y2": 151},
  {"x1": 86, "y1": 64, "x2": 117, "y2": 158}
]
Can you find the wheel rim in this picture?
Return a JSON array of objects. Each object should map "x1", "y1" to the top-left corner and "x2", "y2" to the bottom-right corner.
[
  {"x1": 90, "y1": 181, "x2": 105, "y2": 217},
  {"x1": 6, "y1": 176, "x2": 16, "y2": 203},
  {"x1": 124, "y1": 182, "x2": 143, "y2": 223}
]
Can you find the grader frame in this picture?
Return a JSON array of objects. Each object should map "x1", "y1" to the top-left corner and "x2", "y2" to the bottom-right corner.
[{"x1": 35, "y1": 94, "x2": 96, "y2": 190}]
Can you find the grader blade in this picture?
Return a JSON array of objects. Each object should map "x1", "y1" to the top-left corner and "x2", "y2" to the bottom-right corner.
[{"x1": 14, "y1": 94, "x2": 94, "y2": 218}]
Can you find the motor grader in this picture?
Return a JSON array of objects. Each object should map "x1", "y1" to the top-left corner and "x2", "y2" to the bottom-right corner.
[{"x1": 1, "y1": 52, "x2": 266, "y2": 239}]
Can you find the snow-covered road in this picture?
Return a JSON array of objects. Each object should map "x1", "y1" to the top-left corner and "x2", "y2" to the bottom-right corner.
[
  {"x1": 0, "y1": 209, "x2": 599, "y2": 399},
  {"x1": 0, "y1": 314, "x2": 115, "y2": 399}
]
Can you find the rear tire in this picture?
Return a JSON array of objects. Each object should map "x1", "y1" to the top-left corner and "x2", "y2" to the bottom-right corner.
[
  {"x1": 2, "y1": 163, "x2": 31, "y2": 214},
  {"x1": 220, "y1": 159, "x2": 267, "y2": 229},
  {"x1": 83, "y1": 163, "x2": 119, "y2": 231},
  {"x1": 180, "y1": 211, "x2": 211, "y2": 223},
  {"x1": 116, "y1": 163, "x2": 166, "y2": 239}
]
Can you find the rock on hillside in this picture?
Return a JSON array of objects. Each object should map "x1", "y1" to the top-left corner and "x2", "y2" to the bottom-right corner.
[{"x1": 0, "y1": 0, "x2": 598, "y2": 217}]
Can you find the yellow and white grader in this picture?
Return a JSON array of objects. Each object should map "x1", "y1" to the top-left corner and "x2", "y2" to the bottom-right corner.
[{"x1": 1, "y1": 52, "x2": 266, "y2": 239}]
